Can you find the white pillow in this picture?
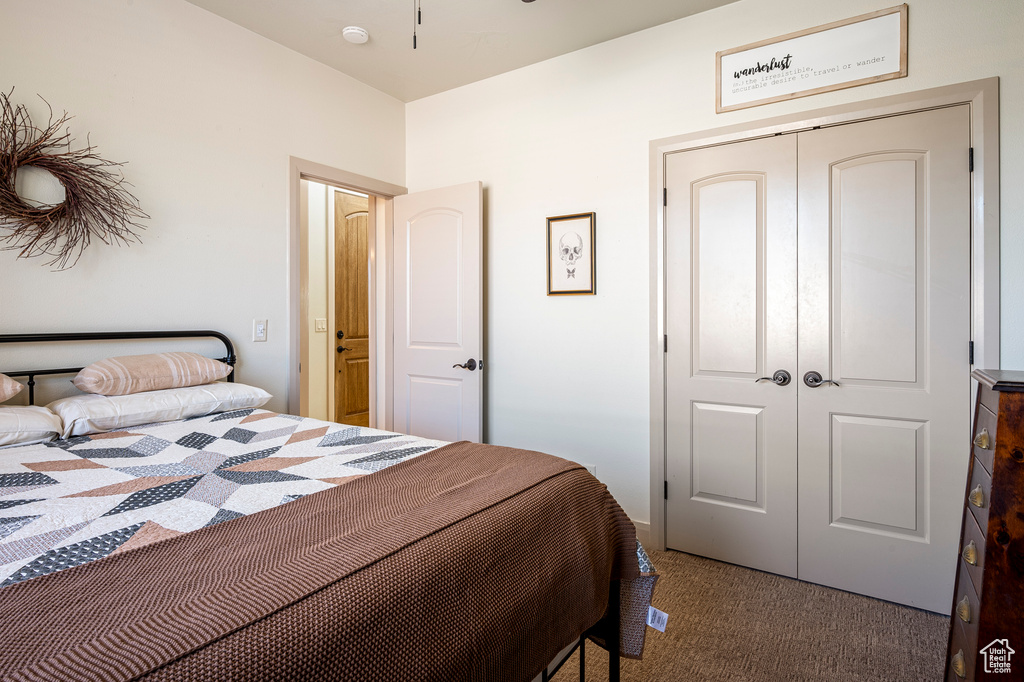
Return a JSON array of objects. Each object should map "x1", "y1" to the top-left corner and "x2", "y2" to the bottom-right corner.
[
  {"x1": 48, "y1": 382, "x2": 272, "y2": 438},
  {"x1": 0, "y1": 406, "x2": 64, "y2": 448}
]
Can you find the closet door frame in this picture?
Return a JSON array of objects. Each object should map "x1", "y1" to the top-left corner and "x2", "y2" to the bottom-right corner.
[{"x1": 647, "y1": 77, "x2": 1000, "y2": 551}]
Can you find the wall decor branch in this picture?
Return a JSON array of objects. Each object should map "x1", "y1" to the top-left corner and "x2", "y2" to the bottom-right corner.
[{"x1": 0, "y1": 90, "x2": 147, "y2": 269}]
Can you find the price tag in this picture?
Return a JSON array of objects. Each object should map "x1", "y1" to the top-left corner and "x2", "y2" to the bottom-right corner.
[{"x1": 646, "y1": 606, "x2": 668, "y2": 632}]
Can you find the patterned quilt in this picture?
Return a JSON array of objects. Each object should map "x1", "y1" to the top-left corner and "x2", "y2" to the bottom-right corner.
[{"x1": 0, "y1": 409, "x2": 446, "y2": 588}]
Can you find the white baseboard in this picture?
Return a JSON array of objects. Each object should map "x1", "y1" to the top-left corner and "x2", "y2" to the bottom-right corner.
[{"x1": 633, "y1": 520, "x2": 651, "y2": 548}]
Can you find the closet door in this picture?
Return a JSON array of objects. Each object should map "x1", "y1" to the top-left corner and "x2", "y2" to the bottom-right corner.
[
  {"x1": 664, "y1": 136, "x2": 799, "y2": 577},
  {"x1": 796, "y1": 105, "x2": 972, "y2": 612}
]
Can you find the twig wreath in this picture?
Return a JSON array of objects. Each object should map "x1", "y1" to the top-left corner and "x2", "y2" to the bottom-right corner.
[{"x1": 0, "y1": 90, "x2": 147, "y2": 269}]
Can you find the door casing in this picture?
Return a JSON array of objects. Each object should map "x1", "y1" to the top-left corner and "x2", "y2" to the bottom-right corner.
[{"x1": 648, "y1": 78, "x2": 1000, "y2": 551}]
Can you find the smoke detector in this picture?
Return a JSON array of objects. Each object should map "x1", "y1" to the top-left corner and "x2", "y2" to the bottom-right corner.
[{"x1": 343, "y1": 26, "x2": 369, "y2": 44}]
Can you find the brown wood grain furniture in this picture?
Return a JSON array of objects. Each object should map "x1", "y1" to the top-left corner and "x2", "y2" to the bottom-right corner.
[{"x1": 945, "y1": 369, "x2": 1024, "y2": 681}]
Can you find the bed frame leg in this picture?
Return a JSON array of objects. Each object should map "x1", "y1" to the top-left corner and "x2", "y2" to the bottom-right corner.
[{"x1": 608, "y1": 580, "x2": 621, "y2": 682}]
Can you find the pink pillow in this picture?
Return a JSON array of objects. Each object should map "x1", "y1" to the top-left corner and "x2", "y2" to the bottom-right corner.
[
  {"x1": 0, "y1": 374, "x2": 23, "y2": 402},
  {"x1": 72, "y1": 352, "x2": 232, "y2": 396}
]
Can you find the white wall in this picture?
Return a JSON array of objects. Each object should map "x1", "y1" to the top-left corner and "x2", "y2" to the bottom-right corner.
[
  {"x1": 406, "y1": 0, "x2": 1024, "y2": 523},
  {"x1": 0, "y1": 0, "x2": 406, "y2": 411}
]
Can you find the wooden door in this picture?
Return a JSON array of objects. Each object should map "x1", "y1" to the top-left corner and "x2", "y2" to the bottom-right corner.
[
  {"x1": 797, "y1": 105, "x2": 972, "y2": 612},
  {"x1": 392, "y1": 181, "x2": 483, "y2": 442},
  {"x1": 334, "y1": 190, "x2": 370, "y2": 427},
  {"x1": 664, "y1": 135, "x2": 799, "y2": 577}
]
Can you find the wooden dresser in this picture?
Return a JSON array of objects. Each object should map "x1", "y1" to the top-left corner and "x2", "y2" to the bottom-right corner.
[{"x1": 945, "y1": 370, "x2": 1024, "y2": 681}]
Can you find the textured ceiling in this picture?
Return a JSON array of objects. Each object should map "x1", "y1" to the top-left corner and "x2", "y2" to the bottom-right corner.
[{"x1": 184, "y1": 0, "x2": 737, "y2": 102}]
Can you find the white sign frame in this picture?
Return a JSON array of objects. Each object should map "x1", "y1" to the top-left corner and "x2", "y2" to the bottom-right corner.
[{"x1": 716, "y1": 5, "x2": 908, "y2": 113}]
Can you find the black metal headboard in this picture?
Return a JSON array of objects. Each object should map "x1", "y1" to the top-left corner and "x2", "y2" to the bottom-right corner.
[{"x1": 0, "y1": 331, "x2": 236, "y2": 405}]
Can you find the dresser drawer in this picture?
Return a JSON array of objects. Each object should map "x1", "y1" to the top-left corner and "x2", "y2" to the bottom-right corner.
[
  {"x1": 966, "y1": 456, "x2": 992, "y2": 533},
  {"x1": 961, "y1": 511, "x2": 986, "y2": 597},
  {"x1": 951, "y1": 567, "x2": 981, "y2": 668},
  {"x1": 947, "y1": 613, "x2": 976, "y2": 681},
  {"x1": 972, "y1": 405, "x2": 997, "y2": 474},
  {"x1": 978, "y1": 379, "x2": 998, "y2": 415}
]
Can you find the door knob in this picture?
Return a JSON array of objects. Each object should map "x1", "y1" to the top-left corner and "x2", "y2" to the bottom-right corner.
[
  {"x1": 336, "y1": 330, "x2": 345, "y2": 339},
  {"x1": 755, "y1": 369, "x2": 791, "y2": 386},
  {"x1": 337, "y1": 345, "x2": 352, "y2": 353},
  {"x1": 803, "y1": 371, "x2": 840, "y2": 388},
  {"x1": 453, "y1": 359, "x2": 478, "y2": 371}
]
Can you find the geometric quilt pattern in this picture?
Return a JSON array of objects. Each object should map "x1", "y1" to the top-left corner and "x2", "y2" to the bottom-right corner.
[{"x1": 0, "y1": 410, "x2": 446, "y2": 588}]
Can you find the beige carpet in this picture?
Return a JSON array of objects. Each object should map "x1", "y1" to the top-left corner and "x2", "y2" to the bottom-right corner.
[{"x1": 564, "y1": 550, "x2": 948, "y2": 681}]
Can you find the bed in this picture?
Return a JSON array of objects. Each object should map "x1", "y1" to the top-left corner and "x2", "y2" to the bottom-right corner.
[{"x1": 0, "y1": 331, "x2": 657, "y2": 682}]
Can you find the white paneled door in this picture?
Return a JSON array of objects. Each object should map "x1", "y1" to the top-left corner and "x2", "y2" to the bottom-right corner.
[
  {"x1": 665, "y1": 135, "x2": 799, "y2": 578},
  {"x1": 665, "y1": 106, "x2": 971, "y2": 612},
  {"x1": 393, "y1": 181, "x2": 483, "y2": 443},
  {"x1": 797, "y1": 106, "x2": 971, "y2": 612}
]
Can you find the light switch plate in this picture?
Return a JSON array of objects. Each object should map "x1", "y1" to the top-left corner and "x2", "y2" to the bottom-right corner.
[
  {"x1": 253, "y1": 319, "x2": 268, "y2": 342},
  {"x1": 314, "y1": 318, "x2": 328, "y2": 332}
]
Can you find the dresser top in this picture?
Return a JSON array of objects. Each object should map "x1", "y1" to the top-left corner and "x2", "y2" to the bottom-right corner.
[{"x1": 973, "y1": 369, "x2": 1024, "y2": 392}]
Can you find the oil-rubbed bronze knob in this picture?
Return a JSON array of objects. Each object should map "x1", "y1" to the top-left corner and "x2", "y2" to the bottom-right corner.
[
  {"x1": 951, "y1": 649, "x2": 966, "y2": 678},
  {"x1": 962, "y1": 540, "x2": 978, "y2": 566},
  {"x1": 956, "y1": 595, "x2": 971, "y2": 623},
  {"x1": 969, "y1": 485, "x2": 986, "y2": 508},
  {"x1": 974, "y1": 428, "x2": 991, "y2": 450}
]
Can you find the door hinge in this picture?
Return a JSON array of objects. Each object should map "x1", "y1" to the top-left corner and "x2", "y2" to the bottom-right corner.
[
  {"x1": 664, "y1": 480, "x2": 668, "y2": 500},
  {"x1": 663, "y1": 187, "x2": 667, "y2": 206},
  {"x1": 969, "y1": 341, "x2": 975, "y2": 365},
  {"x1": 663, "y1": 334, "x2": 668, "y2": 353},
  {"x1": 969, "y1": 147, "x2": 974, "y2": 172}
]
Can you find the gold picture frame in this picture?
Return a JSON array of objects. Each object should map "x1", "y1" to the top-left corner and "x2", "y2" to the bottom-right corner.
[{"x1": 547, "y1": 212, "x2": 596, "y2": 296}]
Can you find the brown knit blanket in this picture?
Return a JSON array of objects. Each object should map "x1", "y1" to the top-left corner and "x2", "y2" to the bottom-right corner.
[{"x1": 0, "y1": 441, "x2": 642, "y2": 682}]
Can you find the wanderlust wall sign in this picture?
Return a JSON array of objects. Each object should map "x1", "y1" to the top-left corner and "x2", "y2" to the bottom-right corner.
[{"x1": 716, "y1": 5, "x2": 908, "y2": 113}]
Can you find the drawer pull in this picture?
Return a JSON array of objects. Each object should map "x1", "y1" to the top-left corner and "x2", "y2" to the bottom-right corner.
[
  {"x1": 962, "y1": 540, "x2": 978, "y2": 566},
  {"x1": 969, "y1": 485, "x2": 986, "y2": 508},
  {"x1": 956, "y1": 595, "x2": 971, "y2": 623},
  {"x1": 951, "y1": 649, "x2": 966, "y2": 679},
  {"x1": 973, "y1": 428, "x2": 991, "y2": 450}
]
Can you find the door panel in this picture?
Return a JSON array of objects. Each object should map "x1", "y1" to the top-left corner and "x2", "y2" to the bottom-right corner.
[
  {"x1": 393, "y1": 182, "x2": 482, "y2": 443},
  {"x1": 797, "y1": 105, "x2": 971, "y2": 612},
  {"x1": 691, "y1": 402, "x2": 763, "y2": 509},
  {"x1": 408, "y1": 210, "x2": 463, "y2": 346},
  {"x1": 829, "y1": 414, "x2": 925, "y2": 535},
  {"x1": 334, "y1": 191, "x2": 370, "y2": 427},
  {"x1": 665, "y1": 135, "x2": 798, "y2": 577},
  {"x1": 834, "y1": 154, "x2": 924, "y2": 384},
  {"x1": 693, "y1": 175, "x2": 763, "y2": 375}
]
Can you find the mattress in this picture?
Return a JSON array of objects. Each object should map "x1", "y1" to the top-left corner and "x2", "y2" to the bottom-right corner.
[{"x1": 0, "y1": 408, "x2": 657, "y2": 681}]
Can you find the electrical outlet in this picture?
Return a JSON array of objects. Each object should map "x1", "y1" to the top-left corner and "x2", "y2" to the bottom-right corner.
[
  {"x1": 314, "y1": 318, "x2": 327, "y2": 332},
  {"x1": 253, "y1": 319, "x2": 268, "y2": 342}
]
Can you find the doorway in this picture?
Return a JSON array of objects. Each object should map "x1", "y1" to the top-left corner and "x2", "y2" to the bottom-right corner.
[
  {"x1": 648, "y1": 79, "x2": 1000, "y2": 614},
  {"x1": 299, "y1": 180, "x2": 373, "y2": 426},
  {"x1": 665, "y1": 105, "x2": 970, "y2": 613},
  {"x1": 289, "y1": 157, "x2": 407, "y2": 428}
]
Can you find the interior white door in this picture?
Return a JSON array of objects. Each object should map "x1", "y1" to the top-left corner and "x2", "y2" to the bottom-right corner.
[
  {"x1": 392, "y1": 181, "x2": 483, "y2": 442},
  {"x1": 664, "y1": 135, "x2": 799, "y2": 577},
  {"x1": 797, "y1": 105, "x2": 972, "y2": 612}
]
